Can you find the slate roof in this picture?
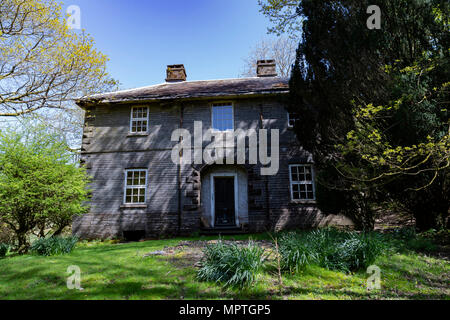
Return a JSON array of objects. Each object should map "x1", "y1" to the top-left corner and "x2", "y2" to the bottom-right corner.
[{"x1": 76, "y1": 77, "x2": 289, "y2": 107}]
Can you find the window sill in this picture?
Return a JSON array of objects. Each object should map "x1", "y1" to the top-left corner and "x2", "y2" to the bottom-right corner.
[
  {"x1": 127, "y1": 132, "x2": 149, "y2": 137},
  {"x1": 210, "y1": 129, "x2": 234, "y2": 134},
  {"x1": 290, "y1": 200, "x2": 317, "y2": 205},
  {"x1": 120, "y1": 204, "x2": 147, "y2": 209}
]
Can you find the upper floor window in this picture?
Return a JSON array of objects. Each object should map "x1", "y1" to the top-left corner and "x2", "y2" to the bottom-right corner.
[
  {"x1": 287, "y1": 112, "x2": 300, "y2": 128},
  {"x1": 212, "y1": 103, "x2": 234, "y2": 131},
  {"x1": 130, "y1": 106, "x2": 149, "y2": 133},
  {"x1": 124, "y1": 169, "x2": 147, "y2": 204},
  {"x1": 289, "y1": 164, "x2": 315, "y2": 201}
]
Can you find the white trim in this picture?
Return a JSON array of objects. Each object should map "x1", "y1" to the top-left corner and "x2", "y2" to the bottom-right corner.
[
  {"x1": 210, "y1": 172, "x2": 239, "y2": 227},
  {"x1": 211, "y1": 102, "x2": 234, "y2": 132},
  {"x1": 288, "y1": 164, "x2": 316, "y2": 201},
  {"x1": 130, "y1": 106, "x2": 149, "y2": 134},
  {"x1": 123, "y1": 168, "x2": 148, "y2": 204},
  {"x1": 287, "y1": 112, "x2": 299, "y2": 128}
]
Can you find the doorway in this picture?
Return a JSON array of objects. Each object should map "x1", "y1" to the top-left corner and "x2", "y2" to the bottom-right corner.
[{"x1": 212, "y1": 175, "x2": 238, "y2": 227}]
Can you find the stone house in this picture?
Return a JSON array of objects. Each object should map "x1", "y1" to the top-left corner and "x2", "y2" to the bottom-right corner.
[{"x1": 73, "y1": 60, "x2": 352, "y2": 240}]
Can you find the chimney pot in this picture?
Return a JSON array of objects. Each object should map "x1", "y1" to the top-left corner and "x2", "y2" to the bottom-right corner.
[
  {"x1": 166, "y1": 64, "x2": 186, "y2": 82},
  {"x1": 257, "y1": 59, "x2": 277, "y2": 77}
]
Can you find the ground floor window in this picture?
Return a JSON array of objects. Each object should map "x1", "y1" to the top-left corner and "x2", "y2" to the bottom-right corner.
[
  {"x1": 289, "y1": 164, "x2": 315, "y2": 201},
  {"x1": 124, "y1": 169, "x2": 147, "y2": 204}
]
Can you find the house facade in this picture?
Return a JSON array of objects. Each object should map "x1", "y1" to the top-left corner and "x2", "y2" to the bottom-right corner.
[{"x1": 73, "y1": 60, "x2": 353, "y2": 240}]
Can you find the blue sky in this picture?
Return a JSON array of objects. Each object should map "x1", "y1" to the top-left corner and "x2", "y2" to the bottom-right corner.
[{"x1": 65, "y1": 0, "x2": 275, "y2": 90}]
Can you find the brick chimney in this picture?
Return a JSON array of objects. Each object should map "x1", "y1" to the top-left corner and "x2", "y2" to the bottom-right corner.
[
  {"x1": 256, "y1": 59, "x2": 277, "y2": 77},
  {"x1": 166, "y1": 64, "x2": 186, "y2": 82}
]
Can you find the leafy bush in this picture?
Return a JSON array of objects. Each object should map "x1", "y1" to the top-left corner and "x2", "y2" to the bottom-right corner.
[
  {"x1": 387, "y1": 227, "x2": 438, "y2": 252},
  {"x1": 30, "y1": 236, "x2": 78, "y2": 256},
  {"x1": 0, "y1": 125, "x2": 90, "y2": 253},
  {"x1": 0, "y1": 243, "x2": 9, "y2": 257},
  {"x1": 277, "y1": 228, "x2": 386, "y2": 273},
  {"x1": 390, "y1": 227, "x2": 417, "y2": 241},
  {"x1": 197, "y1": 241, "x2": 266, "y2": 288},
  {"x1": 405, "y1": 237, "x2": 437, "y2": 252}
]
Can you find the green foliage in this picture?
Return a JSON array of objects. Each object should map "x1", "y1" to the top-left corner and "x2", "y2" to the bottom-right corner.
[
  {"x1": 197, "y1": 240, "x2": 266, "y2": 288},
  {"x1": 277, "y1": 232, "x2": 318, "y2": 272},
  {"x1": 0, "y1": 0, "x2": 118, "y2": 117},
  {"x1": 405, "y1": 237, "x2": 437, "y2": 253},
  {"x1": 277, "y1": 228, "x2": 387, "y2": 273},
  {"x1": 30, "y1": 236, "x2": 78, "y2": 256},
  {"x1": 0, "y1": 124, "x2": 90, "y2": 252},
  {"x1": 387, "y1": 227, "x2": 438, "y2": 253},
  {"x1": 0, "y1": 243, "x2": 9, "y2": 257},
  {"x1": 258, "y1": 0, "x2": 302, "y2": 36}
]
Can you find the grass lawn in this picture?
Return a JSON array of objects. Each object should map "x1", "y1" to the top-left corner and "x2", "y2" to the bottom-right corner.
[{"x1": 0, "y1": 233, "x2": 448, "y2": 300}]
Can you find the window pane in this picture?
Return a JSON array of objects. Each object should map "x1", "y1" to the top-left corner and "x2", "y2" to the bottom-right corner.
[
  {"x1": 291, "y1": 167, "x2": 299, "y2": 182},
  {"x1": 131, "y1": 107, "x2": 149, "y2": 132},
  {"x1": 212, "y1": 104, "x2": 233, "y2": 131},
  {"x1": 124, "y1": 170, "x2": 147, "y2": 204},
  {"x1": 289, "y1": 112, "x2": 300, "y2": 127},
  {"x1": 290, "y1": 165, "x2": 315, "y2": 200}
]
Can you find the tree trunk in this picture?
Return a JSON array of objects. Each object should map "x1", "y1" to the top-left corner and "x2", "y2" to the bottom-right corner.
[{"x1": 16, "y1": 232, "x2": 29, "y2": 254}]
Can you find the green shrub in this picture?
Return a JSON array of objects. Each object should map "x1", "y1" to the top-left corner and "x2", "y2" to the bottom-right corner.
[
  {"x1": 197, "y1": 240, "x2": 266, "y2": 288},
  {"x1": 277, "y1": 228, "x2": 386, "y2": 273},
  {"x1": 30, "y1": 236, "x2": 78, "y2": 256},
  {"x1": 0, "y1": 243, "x2": 9, "y2": 257},
  {"x1": 406, "y1": 237, "x2": 437, "y2": 252},
  {"x1": 387, "y1": 227, "x2": 439, "y2": 252},
  {"x1": 390, "y1": 227, "x2": 417, "y2": 241}
]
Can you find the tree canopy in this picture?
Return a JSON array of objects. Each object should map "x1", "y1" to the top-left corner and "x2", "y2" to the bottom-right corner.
[
  {"x1": 0, "y1": 123, "x2": 91, "y2": 252},
  {"x1": 0, "y1": 0, "x2": 117, "y2": 149},
  {"x1": 273, "y1": 0, "x2": 449, "y2": 230}
]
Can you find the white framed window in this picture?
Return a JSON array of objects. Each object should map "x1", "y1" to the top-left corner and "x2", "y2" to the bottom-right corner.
[
  {"x1": 124, "y1": 169, "x2": 147, "y2": 204},
  {"x1": 289, "y1": 164, "x2": 315, "y2": 201},
  {"x1": 287, "y1": 112, "x2": 300, "y2": 128},
  {"x1": 212, "y1": 103, "x2": 234, "y2": 131},
  {"x1": 130, "y1": 106, "x2": 149, "y2": 133}
]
